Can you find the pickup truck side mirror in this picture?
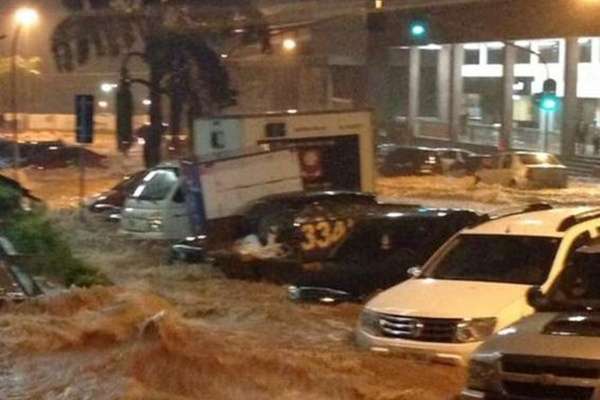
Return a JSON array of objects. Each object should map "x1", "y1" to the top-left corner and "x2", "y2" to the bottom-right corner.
[
  {"x1": 526, "y1": 286, "x2": 549, "y2": 309},
  {"x1": 407, "y1": 266, "x2": 423, "y2": 278}
]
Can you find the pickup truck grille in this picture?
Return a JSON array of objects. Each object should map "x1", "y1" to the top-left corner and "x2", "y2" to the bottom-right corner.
[
  {"x1": 500, "y1": 355, "x2": 598, "y2": 400},
  {"x1": 502, "y1": 354, "x2": 600, "y2": 379},
  {"x1": 502, "y1": 381, "x2": 593, "y2": 400},
  {"x1": 377, "y1": 314, "x2": 459, "y2": 342}
]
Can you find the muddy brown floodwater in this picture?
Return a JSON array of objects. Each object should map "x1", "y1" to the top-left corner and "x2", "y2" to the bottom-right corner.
[{"x1": 0, "y1": 210, "x2": 465, "y2": 400}]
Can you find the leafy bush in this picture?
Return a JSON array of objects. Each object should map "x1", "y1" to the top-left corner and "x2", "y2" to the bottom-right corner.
[
  {"x1": 0, "y1": 185, "x2": 22, "y2": 217},
  {"x1": 3, "y1": 211, "x2": 109, "y2": 287}
]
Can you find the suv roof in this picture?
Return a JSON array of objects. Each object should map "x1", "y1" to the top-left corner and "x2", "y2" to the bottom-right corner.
[{"x1": 465, "y1": 207, "x2": 599, "y2": 237}]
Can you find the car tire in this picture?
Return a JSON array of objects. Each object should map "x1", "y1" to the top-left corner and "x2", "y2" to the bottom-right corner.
[
  {"x1": 474, "y1": 176, "x2": 481, "y2": 185},
  {"x1": 508, "y1": 179, "x2": 517, "y2": 188}
]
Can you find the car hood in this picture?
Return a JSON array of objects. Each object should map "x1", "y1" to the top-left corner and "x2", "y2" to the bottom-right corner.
[
  {"x1": 366, "y1": 278, "x2": 529, "y2": 319},
  {"x1": 475, "y1": 312, "x2": 600, "y2": 361}
]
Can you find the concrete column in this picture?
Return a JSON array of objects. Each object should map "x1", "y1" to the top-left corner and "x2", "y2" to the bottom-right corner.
[
  {"x1": 449, "y1": 44, "x2": 464, "y2": 143},
  {"x1": 408, "y1": 46, "x2": 420, "y2": 139},
  {"x1": 437, "y1": 45, "x2": 451, "y2": 125},
  {"x1": 501, "y1": 43, "x2": 516, "y2": 150},
  {"x1": 562, "y1": 37, "x2": 579, "y2": 158},
  {"x1": 366, "y1": 35, "x2": 389, "y2": 125}
]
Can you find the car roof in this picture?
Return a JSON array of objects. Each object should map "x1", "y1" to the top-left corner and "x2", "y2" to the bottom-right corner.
[
  {"x1": 464, "y1": 207, "x2": 598, "y2": 238},
  {"x1": 256, "y1": 190, "x2": 376, "y2": 203},
  {"x1": 360, "y1": 205, "x2": 478, "y2": 220}
]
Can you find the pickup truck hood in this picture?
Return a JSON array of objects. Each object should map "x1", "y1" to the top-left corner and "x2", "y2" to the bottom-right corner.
[
  {"x1": 476, "y1": 312, "x2": 600, "y2": 360},
  {"x1": 366, "y1": 278, "x2": 529, "y2": 319}
]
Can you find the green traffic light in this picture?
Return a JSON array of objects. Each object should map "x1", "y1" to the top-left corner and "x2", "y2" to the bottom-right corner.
[
  {"x1": 409, "y1": 20, "x2": 428, "y2": 38},
  {"x1": 540, "y1": 95, "x2": 558, "y2": 111}
]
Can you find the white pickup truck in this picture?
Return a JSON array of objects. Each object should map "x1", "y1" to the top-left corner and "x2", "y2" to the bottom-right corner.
[{"x1": 120, "y1": 147, "x2": 303, "y2": 240}]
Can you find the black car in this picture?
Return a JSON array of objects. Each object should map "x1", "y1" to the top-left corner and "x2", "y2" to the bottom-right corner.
[
  {"x1": 378, "y1": 145, "x2": 442, "y2": 176},
  {"x1": 213, "y1": 198, "x2": 481, "y2": 295},
  {"x1": 88, "y1": 170, "x2": 147, "y2": 219},
  {"x1": 288, "y1": 207, "x2": 482, "y2": 300}
]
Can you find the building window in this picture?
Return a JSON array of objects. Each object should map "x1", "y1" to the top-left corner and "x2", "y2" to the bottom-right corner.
[
  {"x1": 537, "y1": 40, "x2": 560, "y2": 63},
  {"x1": 463, "y1": 44, "x2": 480, "y2": 65},
  {"x1": 486, "y1": 42, "x2": 504, "y2": 65},
  {"x1": 515, "y1": 41, "x2": 531, "y2": 64},
  {"x1": 579, "y1": 38, "x2": 592, "y2": 63}
]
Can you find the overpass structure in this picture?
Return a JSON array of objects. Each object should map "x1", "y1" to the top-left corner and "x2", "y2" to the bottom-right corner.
[{"x1": 251, "y1": 0, "x2": 600, "y2": 163}]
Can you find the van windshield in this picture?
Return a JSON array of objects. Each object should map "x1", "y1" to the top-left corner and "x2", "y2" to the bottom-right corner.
[
  {"x1": 131, "y1": 168, "x2": 179, "y2": 201},
  {"x1": 425, "y1": 234, "x2": 560, "y2": 285}
]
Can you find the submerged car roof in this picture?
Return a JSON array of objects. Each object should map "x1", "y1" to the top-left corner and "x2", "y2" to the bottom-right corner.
[
  {"x1": 360, "y1": 204, "x2": 478, "y2": 220},
  {"x1": 254, "y1": 190, "x2": 377, "y2": 203},
  {"x1": 464, "y1": 207, "x2": 598, "y2": 238}
]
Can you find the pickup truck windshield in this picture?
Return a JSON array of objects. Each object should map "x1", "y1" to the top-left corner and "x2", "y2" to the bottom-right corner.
[
  {"x1": 425, "y1": 234, "x2": 560, "y2": 285},
  {"x1": 131, "y1": 169, "x2": 179, "y2": 201}
]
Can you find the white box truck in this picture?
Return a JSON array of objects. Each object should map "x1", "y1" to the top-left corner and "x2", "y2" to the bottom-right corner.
[
  {"x1": 193, "y1": 109, "x2": 375, "y2": 192},
  {"x1": 120, "y1": 147, "x2": 303, "y2": 240}
]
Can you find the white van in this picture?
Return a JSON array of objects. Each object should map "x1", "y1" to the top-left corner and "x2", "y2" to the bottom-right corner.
[{"x1": 356, "y1": 206, "x2": 600, "y2": 365}]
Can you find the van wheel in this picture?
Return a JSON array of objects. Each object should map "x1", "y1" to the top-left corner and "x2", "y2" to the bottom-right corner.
[{"x1": 508, "y1": 179, "x2": 517, "y2": 188}]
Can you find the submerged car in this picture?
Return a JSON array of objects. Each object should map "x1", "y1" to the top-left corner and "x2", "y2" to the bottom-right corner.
[
  {"x1": 378, "y1": 146, "x2": 441, "y2": 176},
  {"x1": 475, "y1": 151, "x2": 568, "y2": 188},
  {"x1": 435, "y1": 148, "x2": 487, "y2": 176},
  {"x1": 215, "y1": 196, "x2": 482, "y2": 293},
  {"x1": 289, "y1": 207, "x2": 482, "y2": 300},
  {"x1": 88, "y1": 170, "x2": 147, "y2": 218},
  {"x1": 356, "y1": 205, "x2": 600, "y2": 365},
  {"x1": 462, "y1": 240, "x2": 600, "y2": 400}
]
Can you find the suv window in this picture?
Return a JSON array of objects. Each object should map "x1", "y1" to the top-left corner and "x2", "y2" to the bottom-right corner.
[{"x1": 425, "y1": 234, "x2": 560, "y2": 285}]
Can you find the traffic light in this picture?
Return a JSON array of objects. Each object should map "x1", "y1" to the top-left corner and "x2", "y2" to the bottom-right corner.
[
  {"x1": 539, "y1": 94, "x2": 559, "y2": 112},
  {"x1": 116, "y1": 79, "x2": 133, "y2": 153},
  {"x1": 535, "y1": 78, "x2": 559, "y2": 112},
  {"x1": 408, "y1": 17, "x2": 429, "y2": 42}
]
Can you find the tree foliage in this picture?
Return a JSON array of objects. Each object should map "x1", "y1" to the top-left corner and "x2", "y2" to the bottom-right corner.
[{"x1": 51, "y1": 0, "x2": 261, "y2": 166}]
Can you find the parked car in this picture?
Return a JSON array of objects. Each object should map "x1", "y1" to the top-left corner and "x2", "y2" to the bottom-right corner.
[
  {"x1": 475, "y1": 151, "x2": 568, "y2": 188},
  {"x1": 378, "y1": 146, "x2": 441, "y2": 176},
  {"x1": 216, "y1": 202, "x2": 482, "y2": 294},
  {"x1": 288, "y1": 207, "x2": 482, "y2": 301},
  {"x1": 88, "y1": 170, "x2": 147, "y2": 219},
  {"x1": 462, "y1": 240, "x2": 600, "y2": 400},
  {"x1": 356, "y1": 205, "x2": 600, "y2": 365},
  {"x1": 435, "y1": 148, "x2": 487, "y2": 176}
]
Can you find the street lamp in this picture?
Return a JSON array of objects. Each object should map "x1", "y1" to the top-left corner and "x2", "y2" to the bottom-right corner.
[
  {"x1": 282, "y1": 38, "x2": 297, "y2": 52},
  {"x1": 11, "y1": 7, "x2": 39, "y2": 180}
]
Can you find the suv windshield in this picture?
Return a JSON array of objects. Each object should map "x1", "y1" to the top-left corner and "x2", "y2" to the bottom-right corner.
[
  {"x1": 519, "y1": 153, "x2": 561, "y2": 165},
  {"x1": 425, "y1": 234, "x2": 560, "y2": 285},
  {"x1": 131, "y1": 168, "x2": 179, "y2": 201}
]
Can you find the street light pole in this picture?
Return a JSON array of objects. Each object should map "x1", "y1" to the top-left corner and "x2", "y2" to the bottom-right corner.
[{"x1": 10, "y1": 25, "x2": 22, "y2": 179}]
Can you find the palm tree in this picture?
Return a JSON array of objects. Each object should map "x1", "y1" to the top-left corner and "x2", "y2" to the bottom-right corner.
[{"x1": 51, "y1": 0, "x2": 255, "y2": 167}]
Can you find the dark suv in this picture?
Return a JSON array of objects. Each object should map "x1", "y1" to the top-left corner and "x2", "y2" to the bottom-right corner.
[{"x1": 378, "y1": 145, "x2": 441, "y2": 176}]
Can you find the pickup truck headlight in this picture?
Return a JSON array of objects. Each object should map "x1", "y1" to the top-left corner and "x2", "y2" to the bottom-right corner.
[
  {"x1": 456, "y1": 318, "x2": 497, "y2": 343},
  {"x1": 467, "y1": 359, "x2": 497, "y2": 391},
  {"x1": 360, "y1": 309, "x2": 381, "y2": 336}
]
